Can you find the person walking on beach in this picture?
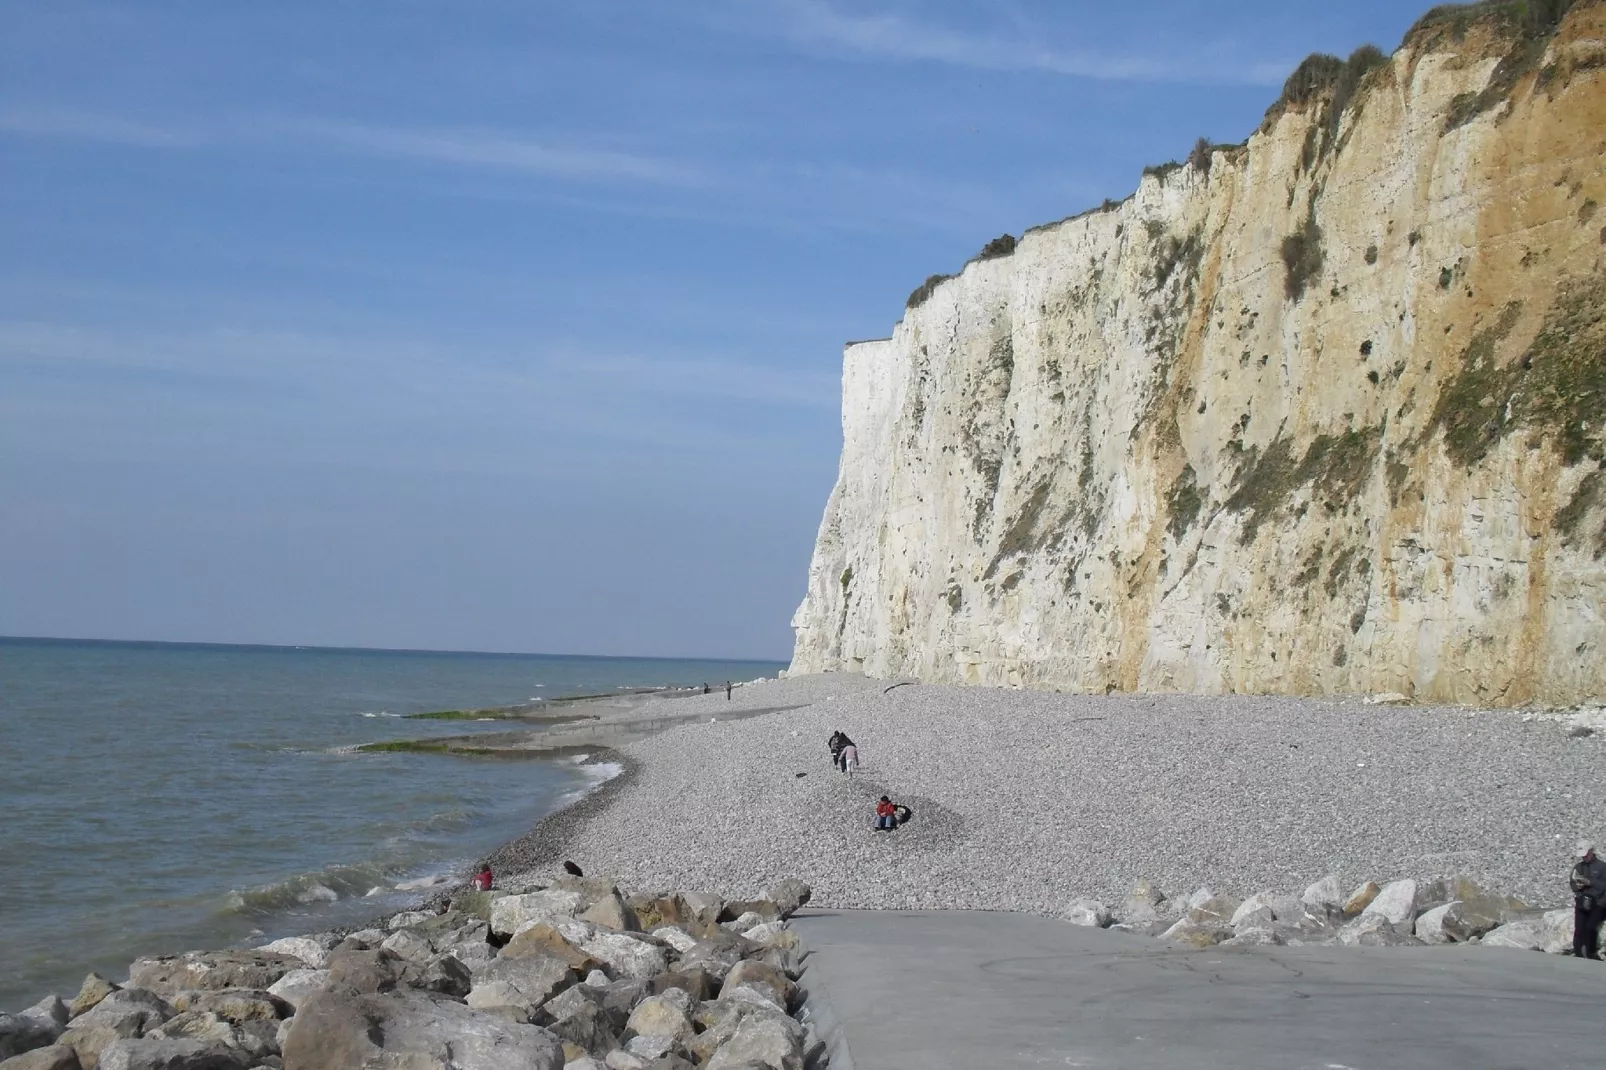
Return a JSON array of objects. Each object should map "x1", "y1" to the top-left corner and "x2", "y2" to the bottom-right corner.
[
  {"x1": 725, "y1": 681, "x2": 732, "y2": 700},
  {"x1": 840, "y1": 742, "x2": 859, "y2": 774},
  {"x1": 1570, "y1": 841, "x2": 1606, "y2": 960},
  {"x1": 702, "y1": 683, "x2": 710, "y2": 694}
]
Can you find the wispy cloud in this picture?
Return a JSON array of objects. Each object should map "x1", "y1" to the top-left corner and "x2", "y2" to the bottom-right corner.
[
  {"x1": 723, "y1": 0, "x2": 1287, "y2": 85},
  {"x1": 0, "y1": 105, "x2": 199, "y2": 147}
]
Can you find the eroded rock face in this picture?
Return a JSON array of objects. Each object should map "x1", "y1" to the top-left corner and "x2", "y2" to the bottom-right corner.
[{"x1": 788, "y1": 4, "x2": 1606, "y2": 706}]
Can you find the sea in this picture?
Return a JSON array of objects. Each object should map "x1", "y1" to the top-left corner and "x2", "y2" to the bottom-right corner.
[{"x1": 0, "y1": 636, "x2": 784, "y2": 1011}]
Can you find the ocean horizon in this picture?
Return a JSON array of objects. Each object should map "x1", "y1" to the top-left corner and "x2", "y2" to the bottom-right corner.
[{"x1": 0, "y1": 635, "x2": 785, "y2": 1010}]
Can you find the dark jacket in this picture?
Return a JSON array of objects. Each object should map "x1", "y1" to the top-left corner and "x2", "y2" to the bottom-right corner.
[{"x1": 1571, "y1": 856, "x2": 1606, "y2": 898}]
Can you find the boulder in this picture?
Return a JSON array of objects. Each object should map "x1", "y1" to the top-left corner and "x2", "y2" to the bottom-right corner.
[
  {"x1": 579, "y1": 893, "x2": 638, "y2": 934},
  {"x1": 466, "y1": 954, "x2": 575, "y2": 1014},
  {"x1": 564, "y1": 1060, "x2": 607, "y2": 1070},
  {"x1": 503, "y1": 923, "x2": 600, "y2": 974},
  {"x1": 1481, "y1": 919, "x2": 1544, "y2": 950},
  {"x1": 1337, "y1": 915, "x2": 1417, "y2": 947},
  {"x1": 166, "y1": 992, "x2": 287, "y2": 1025},
  {"x1": 1120, "y1": 879, "x2": 1167, "y2": 924},
  {"x1": 763, "y1": 881, "x2": 811, "y2": 920},
  {"x1": 95, "y1": 1038, "x2": 257, "y2": 1070},
  {"x1": 622, "y1": 1035, "x2": 683, "y2": 1062},
  {"x1": 1, "y1": 1015, "x2": 62, "y2": 1061},
  {"x1": 142, "y1": 1012, "x2": 265, "y2": 1060},
  {"x1": 703, "y1": 1014, "x2": 803, "y2": 1070},
  {"x1": 415, "y1": 954, "x2": 474, "y2": 998},
  {"x1": 1183, "y1": 888, "x2": 1240, "y2": 926},
  {"x1": 532, "y1": 985, "x2": 606, "y2": 1029},
  {"x1": 387, "y1": 910, "x2": 434, "y2": 930},
  {"x1": 551, "y1": 877, "x2": 624, "y2": 908},
  {"x1": 625, "y1": 897, "x2": 683, "y2": 933},
  {"x1": 127, "y1": 954, "x2": 299, "y2": 1000},
  {"x1": 740, "y1": 923, "x2": 800, "y2": 950},
  {"x1": 624, "y1": 997, "x2": 693, "y2": 1043},
  {"x1": 70, "y1": 978, "x2": 120, "y2": 1021},
  {"x1": 0, "y1": 1044, "x2": 82, "y2": 1070},
  {"x1": 449, "y1": 890, "x2": 506, "y2": 921},
  {"x1": 719, "y1": 962, "x2": 795, "y2": 1012},
  {"x1": 1229, "y1": 894, "x2": 1278, "y2": 931},
  {"x1": 378, "y1": 929, "x2": 435, "y2": 963},
  {"x1": 324, "y1": 949, "x2": 411, "y2": 995},
  {"x1": 1341, "y1": 882, "x2": 1381, "y2": 917},
  {"x1": 333, "y1": 929, "x2": 386, "y2": 952},
  {"x1": 649, "y1": 928, "x2": 697, "y2": 955},
  {"x1": 1221, "y1": 927, "x2": 1284, "y2": 947},
  {"x1": 281, "y1": 986, "x2": 564, "y2": 1070},
  {"x1": 1362, "y1": 880, "x2": 1417, "y2": 925},
  {"x1": 265, "y1": 970, "x2": 329, "y2": 1012},
  {"x1": 1158, "y1": 919, "x2": 1231, "y2": 949},
  {"x1": 677, "y1": 893, "x2": 724, "y2": 927},
  {"x1": 1061, "y1": 899, "x2": 1112, "y2": 928},
  {"x1": 1540, "y1": 909, "x2": 1577, "y2": 955},
  {"x1": 254, "y1": 938, "x2": 330, "y2": 971},
  {"x1": 1300, "y1": 876, "x2": 1343, "y2": 917},
  {"x1": 1418, "y1": 899, "x2": 1508, "y2": 943},
  {"x1": 490, "y1": 891, "x2": 586, "y2": 938},
  {"x1": 717, "y1": 901, "x2": 781, "y2": 925},
  {"x1": 1414, "y1": 904, "x2": 1456, "y2": 944},
  {"x1": 688, "y1": 999, "x2": 801, "y2": 1065},
  {"x1": 592, "y1": 982, "x2": 648, "y2": 1034},
  {"x1": 604, "y1": 1052, "x2": 648, "y2": 1070},
  {"x1": 576, "y1": 934, "x2": 667, "y2": 982},
  {"x1": 647, "y1": 970, "x2": 713, "y2": 1003},
  {"x1": 546, "y1": 1002, "x2": 618, "y2": 1061},
  {"x1": 59, "y1": 991, "x2": 174, "y2": 1070}
]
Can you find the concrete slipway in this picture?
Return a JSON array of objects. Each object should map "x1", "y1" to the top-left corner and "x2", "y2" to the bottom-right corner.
[{"x1": 793, "y1": 910, "x2": 1604, "y2": 1070}]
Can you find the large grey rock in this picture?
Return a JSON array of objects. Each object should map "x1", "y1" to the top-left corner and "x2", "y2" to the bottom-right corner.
[
  {"x1": 763, "y1": 881, "x2": 811, "y2": 920},
  {"x1": 720, "y1": 962, "x2": 795, "y2": 1013},
  {"x1": 688, "y1": 999, "x2": 801, "y2": 1066},
  {"x1": 1417, "y1": 899, "x2": 1509, "y2": 943},
  {"x1": 96, "y1": 1037, "x2": 255, "y2": 1070},
  {"x1": 324, "y1": 948, "x2": 411, "y2": 995},
  {"x1": 740, "y1": 923, "x2": 800, "y2": 951},
  {"x1": 165, "y1": 992, "x2": 287, "y2": 1025},
  {"x1": 387, "y1": 911, "x2": 434, "y2": 931},
  {"x1": 703, "y1": 1013, "x2": 803, "y2": 1070},
  {"x1": 502, "y1": 923, "x2": 600, "y2": 974},
  {"x1": 1341, "y1": 882, "x2": 1381, "y2": 917},
  {"x1": 1481, "y1": 919, "x2": 1544, "y2": 950},
  {"x1": 546, "y1": 1001, "x2": 618, "y2": 1061},
  {"x1": 1158, "y1": 918, "x2": 1231, "y2": 949},
  {"x1": 415, "y1": 954, "x2": 473, "y2": 998},
  {"x1": 1337, "y1": 914, "x2": 1418, "y2": 947},
  {"x1": 1300, "y1": 875, "x2": 1343, "y2": 916},
  {"x1": 678, "y1": 893, "x2": 724, "y2": 927},
  {"x1": 1539, "y1": 909, "x2": 1576, "y2": 954},
  {"x1": 59, "y1": 991, "x2": 175, "y2": 1070},
  {"x1": 1120, "y1": 879, "x2": 1167, "y2": 924},
  {"x1": 69, "y1": 978, "x2": 119, "y2": 1021},
  {"x1": 579, "y1": 892, "x2": 638, "y2": 933},
  {"x1": 254, "y1": 939, "x2": 329, "y2": 971},
  {"x1": 1, "y1": 1015, "x2": 62, "y2": 1061},
  {"x1": 466, "y1": 954, "x2": 575, "y2": 1013},
  {"x1": 378, "y1": 929, "x2": 435, "y2": 963},
  {"x1": 577, "y1": 934, "x2": 667, "y2": 982},
  {"x1": 265, "y1": 971, "x2": 329, "y2": 1012},
  {"x1": 1184, "y1": 888, "x2": 1241, "y2": 926},
  {"x1": 1413, "y1": 903, "x2": 1457, "y2": 944},
  {"x1": 1222, "y1": 927, "x2": 1284, "y2": 947},
  {"x1": 281, "y1": 986, "x2": 564, "y2": 1070},
  {"x1": 1362, "y1": 880, "x2": 1418, "y2": 925},
  {"x1": 1061, "y1": 899, "x2": 1112, "y2": 928},
  {"x1": 1229, "y1": 894, "x2": 1278, "y2": 931},
  {"x1": 127, "y1": 954, "x2": 298, "y2": 1000},
  {"x1": 624, "y1": 996, "x2": 693, "y2": 1043},
  {"x1": 0, "y1": 1045, "x2": 83, "y2": 1070},
  {"x1": 490, "y1": 891, "x2": 586, "y2": 938}
]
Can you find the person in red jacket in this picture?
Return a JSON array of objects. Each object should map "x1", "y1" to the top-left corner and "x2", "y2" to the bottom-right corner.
[
  {"x1": 875, "y1": 796, "x2": 898, "y2": 831},
  {"x1": 470, "y1": 862, "x2": 493, "y2": 891}
]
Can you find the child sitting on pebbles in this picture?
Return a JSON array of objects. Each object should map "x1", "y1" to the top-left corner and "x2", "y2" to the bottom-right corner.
[{"x1": 875, "y1": 796, "x2": 898, "y2": 830}]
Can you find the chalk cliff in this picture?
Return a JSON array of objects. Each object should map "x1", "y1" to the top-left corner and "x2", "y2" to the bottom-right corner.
[{"x1": 790, "y1": 2, "x2": 1606, "y2": 705}]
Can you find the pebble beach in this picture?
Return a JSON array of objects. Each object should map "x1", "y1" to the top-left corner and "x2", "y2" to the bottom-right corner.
[{"x1": 496, "y1": 673, "x2": 1605, "y2": 913}]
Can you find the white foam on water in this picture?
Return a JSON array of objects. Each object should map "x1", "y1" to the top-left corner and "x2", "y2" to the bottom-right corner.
[{"x1": 297, "y1": 883, "x2": 338, "y2": 904}]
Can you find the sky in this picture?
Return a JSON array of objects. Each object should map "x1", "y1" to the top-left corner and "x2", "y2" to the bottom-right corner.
[{"x1": 0, "y1": 0, "x2": 1429, "y2": 660}]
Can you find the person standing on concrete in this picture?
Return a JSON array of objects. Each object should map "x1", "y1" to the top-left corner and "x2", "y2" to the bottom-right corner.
[{"x1": 1570, "y1": 840, "x2": 1606, "y2": 960}]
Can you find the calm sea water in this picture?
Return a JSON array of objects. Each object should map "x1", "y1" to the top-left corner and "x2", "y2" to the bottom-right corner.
[{"x1": 0, "y1": 637, "x2": 782, "y2": 1011}]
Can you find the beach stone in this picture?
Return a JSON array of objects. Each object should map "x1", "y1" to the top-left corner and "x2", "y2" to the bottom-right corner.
[
  {"x1": 1229, "y1": 895, "x2": 1277, "y2": 931},
  {"x1": 594, "y1": 983, "x2": 648, "y2": 1033},
  {"x1": 603, "y1": 1052, "x2": 649, "y2": 1070},
  {"x1": 282, "y1": 986, "x2": 564, "y2": 1070},
  {"x1": 584, "y1": 971, "x2": 610, "y2": 989},
  {"x1": 763, "y1": 881, "x2": 811, "y2": 920},
  {"x1": 504, "y1": 923, "x2": 601, "y2": 975},
  {"x1": 719, "y1": 963, "x2": 795, "y2": 1012},
  {"x1": 1419, "y1": 899, "x2": 1507, "y2": 943},
  {"x1": 387, "y1": 910, "x2": 433, "y2": 930},
  {"x1": 622, "y1": 1036, "x2": 680, "y2": 1062},
  {"x1": 1337, "y1": 914, "x2": 1416, "y2": 947},
  {"x1": 579, "y1": 893, "x2": 638, "y2": 933},
  {"x1": 145, "y1": 1012, "x2": 265, "y2": 1059},
  {"x1": 254, "y1": 939, "x2": 329, "y2": 971},
  {"x1": 1482, "y1": 918, "x2": 1545, "y2": 950},
  {"x1": 1414, "y1": 904, "x2": 1456, "y2": 943},
  {"x1": 739, "y1": 922, "x2": 796, "y2": 949},
  {"x1": 449, "y1": 890, "x2": 506, "y2": 920},
  {"x1": 18, "y1": 1002, "x2": 68, "y2": 1035},
  {"x1": 564, "y1": 1059, "x2": 606, "y2": 1070},
  {"x1": 70, "y1": 978, "x2": 120, "y2": 1020},
  {"x1": 547, "y1": 1002, "x2": 618, "y2": 1060},
  {"x1": 264, "y1": 971, "x2": 328, "y2": 1012},
  {"x1": 534, "y1": 986, "x2": 606, "y2": 1028},
  {"x1": 324, "y1": 948, "x2": 412, "y2": 995},
  {"x1": 1341, "y1": 882, "x2": 1381, "y2": 916},
  {"x1": 491, "y1": 891, "x2": 587, "y2": 938},
  {"x1": 59, "y1": 991, "x2": 175, "y2": 1070},
  {"x1": 717, "y1": 901, "x2": 780, "y2": 925},
  {"x1": 1300, "y1": 876, "x2": 1343, "y2": 916},
  {"x1": 334, "y1": 930, "x2": 386, "y2": 952},
  {"x1": 128, "y1": 954, "x2": 299, "y2": 1000},
  {"x1": 378, "y1": 929, "x2": 435, "y2": 963},
  {"x1": 703, "y1": 1013, "x2": 803, "y2": 1070},
  {"x1": 166, "y1": 993, "x2": 287, "y2": 1025},
  {"x1": 577, "y1": 933, "x2": 667, "y2": 982},
  {"x1": 0, "y1": 1044, "x2": 82, "y2": 1070},
  {"x1": 1061, "y1": 899, "x2": 1112, "y2": 928},
  {"x1": 1222, "y1": 927, "x2": 1284, "y2": 947},
  {"x1": 649, "y1": 927, "x2": 697, "y2": 954},
  {"x1": 1159, "y1": 918, "x2": 1231, "y2": 949},
  {"x1": 467, "y1": 954, "x2": 575, "y2": 1013},
  {"x1": 1362, "y1": 880, "x2": 1418, "y2": 925},
  {"x1": 415, "y1": 954, "x2": 473, "y2": 998},
  {"x1": 552, "y1": 877, "x2": 624, "y2": 908},
  {"x1": 97, "y1": 1035, "x2": 255, "y2": 1070},
  {"x1": 625, "y1": 897, "x2": 681, "y2": 933}
]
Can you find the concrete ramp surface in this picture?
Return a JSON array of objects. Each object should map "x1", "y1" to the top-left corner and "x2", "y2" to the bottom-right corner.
[{"x1": 794, "y1": 909, "x2": 1605, "y2": 1070}]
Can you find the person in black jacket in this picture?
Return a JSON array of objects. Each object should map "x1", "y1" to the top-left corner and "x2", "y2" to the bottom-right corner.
[{"x1": 1570, "y1": 840, "x2": 1606, "y2": 960}]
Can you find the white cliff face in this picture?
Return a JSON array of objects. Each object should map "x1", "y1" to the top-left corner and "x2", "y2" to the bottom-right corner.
[{"x1": 791, "y1": 6, "x2": 1606, "y2": 705}]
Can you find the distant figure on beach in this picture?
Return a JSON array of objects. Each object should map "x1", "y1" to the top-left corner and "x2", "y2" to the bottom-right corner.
[
  {"x1": 828, "y1": 730, "x2": 854, "y2": 770},
  {"x1": 470, "y1": 862, "x2": 493, "y2": 891},
  {"x1": 1571, "y1": 841, "x2": 1606, "y2": 960},
  {"x1": 725, "y1": 681, "x2": 732, "y2": 700},
  {"x1": 840, "y1": 743, "x2": 859, "y2": 774},
  {"x1": 702, "y1": 683, "x2": 710, "y2": 694},
  {"x1": 563, "y1": 860, "x2": 584, "y2": 877},
  {"x1": 875, "y1": 796, "x2": 898, "y2": 831}
]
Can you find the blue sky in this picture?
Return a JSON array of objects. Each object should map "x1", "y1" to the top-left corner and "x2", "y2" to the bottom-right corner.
[{"x1": 1, "y1": 0, "x2": 1427, "y2": 660}]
